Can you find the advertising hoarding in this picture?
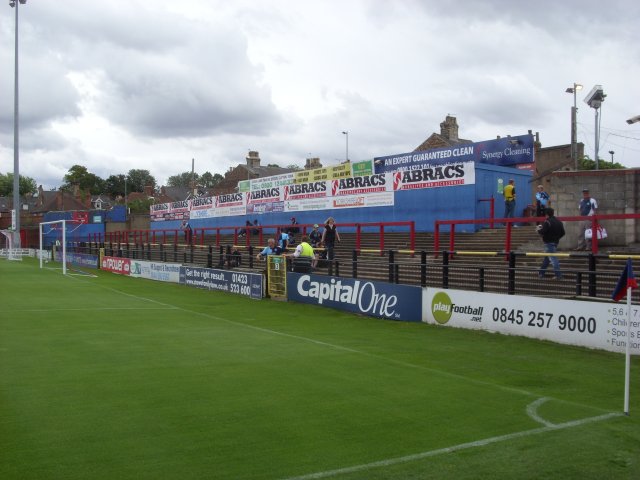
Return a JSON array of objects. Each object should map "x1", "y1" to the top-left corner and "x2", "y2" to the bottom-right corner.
[
  {"x1": 287, "y1": 272, "x2": 422, "y2": 321},
  {"x1": 101, "y1": 256, "x2": 131, "y2": 275},
  {"x1": 180, "y1": 266, "x2": 263, "y2": 299},
  {"x1": 374, "y1": 134, "x2": 534, "y2": 174},
  {"x1": 129, "y1": 260, "x2": 181, "y2": 283},
  {"x1": 423, "y1": 288, "x2": 640, "y2": 355}
]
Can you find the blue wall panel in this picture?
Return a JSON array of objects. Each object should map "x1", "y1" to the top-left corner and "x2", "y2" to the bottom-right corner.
[
  {"x1": 41, "y1": 212, "x2": 105, "y2": 245},
  {"x1": 152, "y1": 165, "x2": 532, "y2": 234}
]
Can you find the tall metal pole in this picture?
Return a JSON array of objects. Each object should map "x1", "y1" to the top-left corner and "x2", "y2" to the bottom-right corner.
[
  {"x1": 594, "y1": 108, "x2": 600, "y2": 170},
  {"x1": 191, "y1": 158, "x2": 195, "y2": 195},
  {"x1": 342, "y1": 131, "x2": 349, "y2": 162},
  {"x1": 566, "y1": 83, "x2": 582, "y2": 171},
  {"x1": 572, "y1": 89, "x2": 577, "y2": 170},
  {"x1": 11, "y1": 0, "x2": 24, "y2": 248}
]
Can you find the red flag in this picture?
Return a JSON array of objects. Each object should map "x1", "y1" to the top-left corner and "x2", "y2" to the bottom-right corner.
[{"x1": 612, "y1": 259, "x2": 638, "y2": 302}]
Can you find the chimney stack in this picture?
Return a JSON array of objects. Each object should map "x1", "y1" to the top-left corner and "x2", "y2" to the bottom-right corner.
[
  {"x1": 246, "y1": 151, "x2": 261, "y2": 169},
  {"x1": 305, "y1": 157, "x2": 322, "y2": 170},
  {"x1": 440, "y1": 115, "x2": 459, "y2": 141}
]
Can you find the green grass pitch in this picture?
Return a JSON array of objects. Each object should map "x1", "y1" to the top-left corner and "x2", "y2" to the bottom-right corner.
[{"x1": 1, "y1": 258, "x2": 639, "y2": 479}]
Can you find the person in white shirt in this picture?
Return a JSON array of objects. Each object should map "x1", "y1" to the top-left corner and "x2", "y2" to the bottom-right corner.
[{"x1": 575, "y1": 188, "x2": 598, "y2": 251}]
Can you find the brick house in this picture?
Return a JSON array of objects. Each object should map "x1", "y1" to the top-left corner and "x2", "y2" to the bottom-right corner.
[{"x1": 210, "y1": 151, "x2": 298, "y2": 195}]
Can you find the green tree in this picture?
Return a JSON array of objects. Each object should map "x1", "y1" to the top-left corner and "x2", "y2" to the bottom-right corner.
[
  {"x1": 200, "y1": 171, "x2": 223, "y2": 188},
  {"x1": 127, "y1": 169, "x2": 156, "y2": 193},
  {"x1": 104, "y1": 174, "x2": 127, "y2": 198},
  {"x1": 167, "y1": 171, "x2": 223, "y2": 189},
  {"x1": 127, "y1": 197, "x2": 155, "y2": 214},
  {"x1": 61, "y1": 165, "x2": 105, "y2": 194},
  {"x1": 0, "y1": 172, "x2": 37, "y2": 196},
  {"x1": 167, "y1": 172, "x2": 199, "y2": 188},
  {"x1": 578, "y1": 155, "x2": 626, "y2": 170}
]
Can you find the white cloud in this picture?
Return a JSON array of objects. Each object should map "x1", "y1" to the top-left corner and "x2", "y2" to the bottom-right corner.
[{"x1": 0, "y1": 0, "x2": 639, "y2": 190}]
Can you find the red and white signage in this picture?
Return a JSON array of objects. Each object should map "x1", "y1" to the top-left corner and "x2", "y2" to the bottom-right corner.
[
  {"x1": 101, "y1": 256, "x2": 131, "y2": 275},
  {"x1": 391, "y1": 161, "x2": 475, "y2": 191},
  {"x1": 72, "y1": 211, "x2": 89, "y2": 224},
  {"x1": 283, "y1": 181, "x2": 328, "y2": 201},
  {"x1": 247, "y1": 187, "x2": 282, "y2": 204},
  {"x1": 331, "y1": 174, "x2": 389, "y2": 196}
]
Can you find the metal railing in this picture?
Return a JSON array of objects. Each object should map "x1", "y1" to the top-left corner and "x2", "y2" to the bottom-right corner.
[
  {"x1": 70, "y1": 239, "x2": 640, "y2": 302},
  {"x1": 98, "y1": 220, "x2": 416, "y2": 252},
  {"x1": 435, "y1": 213, "x2": 640, "y2": 255}
]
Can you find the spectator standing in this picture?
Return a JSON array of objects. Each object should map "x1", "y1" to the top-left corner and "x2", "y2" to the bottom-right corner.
[
  {"x1": 309, "y1": 224, "x2": 322, "y2": 248},
  {"x1": 278, "y1": 230, "x2": 290, "y2": 251},
  {"x1": 256, "y1": 238, "x2": 283, "y2": 261},
  {"x1": 321, "y1": 216, "x2": 340, "y2": 261},
  {"x1": 535, "y1": 185, "x2": 550, "y2": 219},
  {"x1": 575, "y1": 188, "x2": 598, "y2": 251},
  {"x1": 537, "y1": 207, "x2": 565, "y2": 279},
  {"x1": 289, "y1": 217, "x2": 300, "y2": 235},
  {"x1": 503, "y1": 178, "x2": 516, "y2": 223},
  {"x1": 181, "y1": 219, "x2": 193, "y2": 244}
]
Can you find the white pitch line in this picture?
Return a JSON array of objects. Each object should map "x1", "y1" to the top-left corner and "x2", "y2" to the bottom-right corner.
[
  {"x1": 82, "y1": 280, "x2": 614, "y2": 413},
  {"x1": 16, "y1": 306, "x2": 177, "y2": 312},
  {"x1": 526, "y1": 397, "x2": 556, "y2": 427},
  {"x1": 281, "y1": 412, "x2": 622, "y2": 480}
]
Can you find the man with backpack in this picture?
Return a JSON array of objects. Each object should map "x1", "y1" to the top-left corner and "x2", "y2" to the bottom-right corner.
[{"x1": 537, "y1": 207, "x2": 565, "y2": 279}]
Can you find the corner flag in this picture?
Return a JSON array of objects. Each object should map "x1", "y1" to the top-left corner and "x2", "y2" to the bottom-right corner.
[
  {"x1": 612, "y1": 259, "x2": 638, "y2": 302},
  {"x1": 611, "y1": 258, "x2": 637, "y2": 415}
]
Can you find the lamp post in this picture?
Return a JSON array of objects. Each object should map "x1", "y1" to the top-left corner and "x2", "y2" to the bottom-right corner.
[
  {"x1": 341, "y1": 131, "x2": 349, "y2": 162},
  {"x1": 10, "y1": 0, "x2": 26, "y2": 248},
  {"x1": 565, "y1": 83, "x2": 582, "y2": 171},
  {"x1": 608, "y1": 150, "x2": 615, "y2": 164}
]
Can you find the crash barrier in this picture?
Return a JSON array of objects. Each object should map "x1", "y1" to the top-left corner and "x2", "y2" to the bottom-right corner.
[
  {"x1": 66, "y1": 242, "x2": 640, "y2": 302},
  {"x1": 353, "y1": 249, "x2": 640, "y2": 302}
]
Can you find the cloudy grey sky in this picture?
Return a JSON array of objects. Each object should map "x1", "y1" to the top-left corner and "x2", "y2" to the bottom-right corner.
[{"x1": 0, "y1": 0, "x2": 639, "y2": 189}]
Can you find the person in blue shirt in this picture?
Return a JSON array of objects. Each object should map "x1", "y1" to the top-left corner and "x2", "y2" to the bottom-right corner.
[
  {"x1": 278, "y1": 231, "x2": 290, "y2": 251},
  {"x1": 535, "y1": 185, "x2": 550, "y2": 218},
  {"x1": 575, "y1": 188, "x2": 598, "y2": 251},
  {"x1": 256, "y1": 238, "x2": 283, "y2": 261}
]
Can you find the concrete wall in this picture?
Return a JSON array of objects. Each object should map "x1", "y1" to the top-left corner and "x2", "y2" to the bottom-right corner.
[{"x1": 549, "y1": 169, "x2": 640, "y2": 248}]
